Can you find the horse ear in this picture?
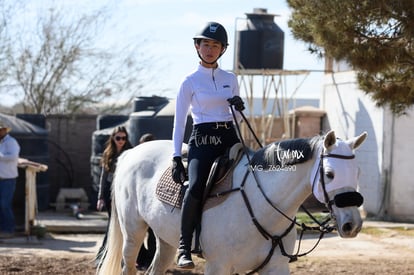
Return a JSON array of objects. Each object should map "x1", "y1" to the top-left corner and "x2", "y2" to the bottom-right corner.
[
  {"x1": 348, "y1": 131, "x2": 368, "y2": 150},
  {"x1": 324, "y1": 130, "x2": 336, "y2": 149}
]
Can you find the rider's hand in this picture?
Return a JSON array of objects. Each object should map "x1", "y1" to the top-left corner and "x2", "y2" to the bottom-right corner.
[
  {"x1": 227, "y1": 96, "x2": 245, "y2": 111},
  {"x1": 172, "y1": 156, "x2": 186, "y2": 184}
]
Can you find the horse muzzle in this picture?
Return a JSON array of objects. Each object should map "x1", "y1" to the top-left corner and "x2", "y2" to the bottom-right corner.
[{"x1": 330, "y1": 191, "x2": 364, "y2": 238}]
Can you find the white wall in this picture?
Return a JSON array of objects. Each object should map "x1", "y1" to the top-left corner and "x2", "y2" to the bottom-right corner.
[
  {"x1": 388, "y1": 109, "x2": 414, "y2": 221},
  {"x1": 320, "y1": 71, "x2": 385, "y2": 216}
]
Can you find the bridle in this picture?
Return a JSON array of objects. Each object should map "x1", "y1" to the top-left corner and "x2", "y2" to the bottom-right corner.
[
  {"x1": 223, "y1": 106, "x2": 364, "y2": 274},
  {"x1": 314, "y1": 152, "x2": 364, "y2": 213},
  {"x1": 212, "y1": 141, "x2": 363, "y2": 274}
]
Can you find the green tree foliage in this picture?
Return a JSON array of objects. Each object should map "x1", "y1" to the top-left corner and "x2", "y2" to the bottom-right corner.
[{"x1": 287, "y1": 0, "x2": 414, "y2": 114}]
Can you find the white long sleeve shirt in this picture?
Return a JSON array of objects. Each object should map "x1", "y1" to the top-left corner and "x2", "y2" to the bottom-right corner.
[
  {"x1": 172, "y1": 64, "x2": 241, "y2": 157},
  {"x1": 0, "y1": 134, "x2": 20, "y2": 179}
]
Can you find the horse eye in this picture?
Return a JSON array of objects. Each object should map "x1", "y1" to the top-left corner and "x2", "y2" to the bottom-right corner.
[{"x1": 326, "y1": 171, "x2": 334, "y2": 179}]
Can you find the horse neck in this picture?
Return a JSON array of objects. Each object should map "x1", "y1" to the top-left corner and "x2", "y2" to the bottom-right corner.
[{"x1": 243, "y1": 157, "x2": 315, "y2": 231}]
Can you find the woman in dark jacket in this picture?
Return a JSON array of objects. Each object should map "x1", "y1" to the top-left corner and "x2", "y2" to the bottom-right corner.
[{"x1": 96, "y1": 126, "x2": 132, "y2": 262}]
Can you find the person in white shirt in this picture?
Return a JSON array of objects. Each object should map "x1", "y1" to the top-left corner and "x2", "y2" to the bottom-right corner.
[
  {"x1": 171, "y1": 21, "x2": 245, "y2": 269},
  {"x1": 0, "y1": 120, "x2": 20, "y2": 238}
]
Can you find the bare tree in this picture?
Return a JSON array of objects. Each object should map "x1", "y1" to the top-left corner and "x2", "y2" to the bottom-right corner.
[
  {"x1": 3, "y1": 3, "x2": 151, "y2": 114},
  {"x1": 0, "y1": 0, "x2": 16, "y2": 84}
]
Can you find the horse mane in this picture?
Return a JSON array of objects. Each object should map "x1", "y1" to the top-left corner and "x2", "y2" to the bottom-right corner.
[{"x1": 250, "y1": 136, "x2": 321, "y2": 169}]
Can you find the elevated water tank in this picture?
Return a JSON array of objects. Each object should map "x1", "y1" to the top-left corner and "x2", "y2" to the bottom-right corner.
[{"x1": 235, "y1": 8, "x2": 284, "y2": 70}]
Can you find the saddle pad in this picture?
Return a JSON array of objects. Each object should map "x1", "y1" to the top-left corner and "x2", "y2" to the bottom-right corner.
[
  {"x1": 156, "y1": 166, "x2": 185, "y2": 209},
  {"x1": 156, "y1": 166, "x2": 233, "y2": 211}
]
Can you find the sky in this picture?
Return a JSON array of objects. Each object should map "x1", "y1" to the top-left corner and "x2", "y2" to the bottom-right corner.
[{"x1": 3, "y1": 0, "x2": 325, "y2": 106}]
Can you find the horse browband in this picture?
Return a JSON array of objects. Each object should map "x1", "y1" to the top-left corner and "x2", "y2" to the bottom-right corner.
[{"x1": 322, "y1": 153, "x2": 355, "y2": 160}]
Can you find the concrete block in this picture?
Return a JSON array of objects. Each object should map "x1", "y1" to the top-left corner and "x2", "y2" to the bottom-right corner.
[{"x1": 55, "y1": 188, "x2": 89, "y2": 211}]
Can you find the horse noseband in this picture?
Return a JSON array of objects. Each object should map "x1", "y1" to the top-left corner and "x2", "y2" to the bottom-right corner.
[{"x1": 329, "y1": 191, "x2": 364, "y2": 208}]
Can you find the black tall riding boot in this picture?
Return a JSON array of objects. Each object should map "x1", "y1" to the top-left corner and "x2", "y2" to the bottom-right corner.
[
  {"x1": 177, "y1": 193, "x2": 200, "y2": 269},
  {"x1": 191, "y1": 222, "x2": 202, "y2": 257}
]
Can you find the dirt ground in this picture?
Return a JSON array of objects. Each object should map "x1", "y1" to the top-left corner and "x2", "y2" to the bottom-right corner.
[{"x1": 0, "y1": 227, "x2": 414, "y2": 274}]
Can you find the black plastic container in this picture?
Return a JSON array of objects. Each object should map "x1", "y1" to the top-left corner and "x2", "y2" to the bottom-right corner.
[{"x1": 235, "y1": 8, "x2": 284, "y2": 70}]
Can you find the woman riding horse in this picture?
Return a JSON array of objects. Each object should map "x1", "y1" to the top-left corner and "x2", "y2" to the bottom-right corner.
[{"x1": 171, "y1": 21, "x2": 245, "y2": 269}]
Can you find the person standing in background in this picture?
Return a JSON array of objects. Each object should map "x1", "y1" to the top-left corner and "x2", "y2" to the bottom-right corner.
[
  {"x1": 96, "y1": 126, "x2": 132, "y2": 215},
  {"x1": 0, "y1": 120, "x2": 20, "y2": 238},
  {"x1": 138, "y1": 133, "x2": 155, "y2": 144},
  {"x1": 96, "y1": 126, "x2": 132, "y2": 262}
]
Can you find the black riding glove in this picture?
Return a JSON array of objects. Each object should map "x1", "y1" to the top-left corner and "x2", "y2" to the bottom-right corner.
[
  {"x1": 227, "y1": 95, "x2": 245, "y2": 111},
  {"x1": 172, "y1": 156, "x2": 186, "y2": 184}
]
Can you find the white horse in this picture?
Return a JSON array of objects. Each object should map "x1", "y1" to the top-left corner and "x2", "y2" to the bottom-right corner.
[{"x1": 97, "y1": 130, "x2": 367, "y2": 275}]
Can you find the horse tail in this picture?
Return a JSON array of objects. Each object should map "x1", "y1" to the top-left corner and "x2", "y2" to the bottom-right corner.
[{"x1": 96, "y1": 197, "x2": 123, "y2": 275}]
